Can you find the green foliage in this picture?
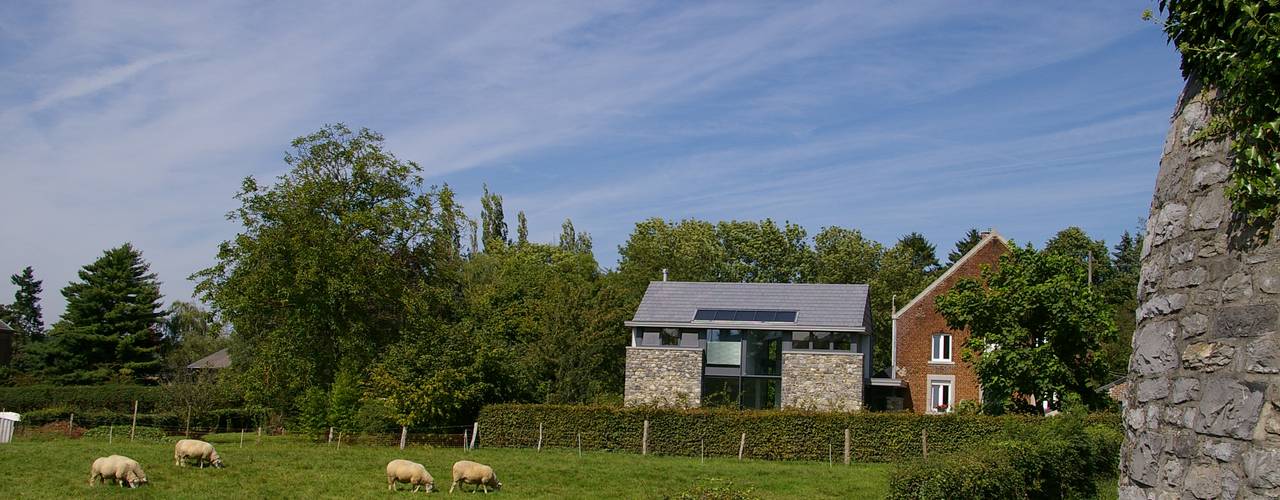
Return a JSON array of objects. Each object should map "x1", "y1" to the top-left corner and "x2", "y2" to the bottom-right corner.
[
  {"x1": 327, "y1": 368, "x2": 362, "y2": 433},
  {"x1": 192, "y1": 124, "x2": 461, "y2": 410},
  {"x1": 294, "y1": 387, "x2": 328, "y2": 434},
  {"x1": 1160, "y1": 0, "x2": 1280, "y2": 223},
  {"x1": 0, "y1": 385, "x2": 193, "y2": 412},
  {"x1": 4, "y1": 266, "x2": 44, "y2": 340},
  {"x1": 480, "y1": 184, "x2": 509, "y2": 252},
  {"x1": 476, "y1": 403, "x2": 1120, "y2": 463},
  {"x1": 668, "y1": 478, "x2": 760, "y2": 500},
  {"x1": 160, "y1": 301, "x2": 230, "y2": 375},
  {"x1": 887, "y1": 420, "x2": 1122, "y2": 499},
  {"x1": 936, "y1": 244, "x2": 1116, "y2": 412},
  {"x1": 30, "y1": 244, "x2": 165, "y2": 384},
  {"x1": 946, "y1": 229, "x2": 983, "y2": 267},
  {"x1": 82, "y1": 425, "x2": 170, "y2": 442}
]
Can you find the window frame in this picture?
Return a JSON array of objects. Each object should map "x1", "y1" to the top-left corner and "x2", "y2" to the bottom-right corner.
[
  {"x1": 931, "y1": 333, "x2": 953, "y2": 363},
  {"x1": 928, "y1": 376, "x2": 954, "y2": 414}
]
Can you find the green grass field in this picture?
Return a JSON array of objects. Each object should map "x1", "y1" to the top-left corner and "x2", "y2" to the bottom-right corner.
[{"x1": 0, "y1": 435, "x2": 892, "y2": 499}]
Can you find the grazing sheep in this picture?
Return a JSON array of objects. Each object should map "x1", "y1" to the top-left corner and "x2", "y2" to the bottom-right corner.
[
  {"x1": 174, "y1": 439, "x2": 224, "y2": 468},
  {"x1": 449, "y1": 460, "x2": 501, "y2": 494},
  {"x1": 89, "y1": 455, "x2": 148, "y2": 488},
  {"x1": 386, "y1": 459, "x2": 435, "y2": 493}
]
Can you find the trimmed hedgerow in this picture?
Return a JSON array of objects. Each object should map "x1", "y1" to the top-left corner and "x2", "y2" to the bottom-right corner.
[
  {"x1": 0, "y1": 385, "x2": 242, "y2": 413},
  {"x1": 475, "y1": 404, "x2": 1120, "y2": 463},
  {"x1": 82, "y1": 425, "x2": 170, "y2": 442},
  {"x1": 886, "y1": 418, "x2": 1123, "y2": 499},
  {"x1": 19, "y1": 407, "x2": 259, "y2": 431}
]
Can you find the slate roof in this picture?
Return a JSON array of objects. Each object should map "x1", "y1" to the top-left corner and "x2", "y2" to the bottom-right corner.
[
  {"x1": 628, "y1": 281, "x2": 870, "y2": 331},
  {"x1": 187, "y1": 348, "x2": 231, "y2": 369}
]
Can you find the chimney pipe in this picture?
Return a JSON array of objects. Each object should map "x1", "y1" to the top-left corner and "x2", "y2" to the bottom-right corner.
[{"x1": 661, "y1": 268, "x2": 668, "y2": 281}]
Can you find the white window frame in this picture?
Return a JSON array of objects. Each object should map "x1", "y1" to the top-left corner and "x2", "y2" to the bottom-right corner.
[
  {"x1": 928, "y1": 375, "x2": 955, "y2": 414},
  {"x1": 931, "y1": 333, "x2": 953, "y2": 363}
]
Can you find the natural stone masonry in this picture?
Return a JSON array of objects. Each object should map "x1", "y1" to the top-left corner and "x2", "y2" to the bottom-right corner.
[
  {"x1": 624, "y1": 347, "x2": 702, "y2": 408},
  {"x1": 780, "y1": 352, "x2": 863, "y2": 411},
  {"x1": 1120, "y1": 77, "x2": 1280, "y2": 499}
]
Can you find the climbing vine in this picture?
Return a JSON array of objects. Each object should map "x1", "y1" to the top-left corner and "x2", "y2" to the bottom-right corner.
[{"x1": 1156, "y1": 1, "x2": 1280, "y2": 223}]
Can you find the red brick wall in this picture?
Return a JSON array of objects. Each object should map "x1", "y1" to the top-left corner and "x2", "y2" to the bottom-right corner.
[{"x1": 894, "y1": 238, "x2": 1007, "y2": 413}]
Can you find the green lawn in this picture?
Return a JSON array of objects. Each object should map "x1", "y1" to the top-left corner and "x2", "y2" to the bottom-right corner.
[{"x1": 0, "y1": 435, "x2": 891, "y2": 499}]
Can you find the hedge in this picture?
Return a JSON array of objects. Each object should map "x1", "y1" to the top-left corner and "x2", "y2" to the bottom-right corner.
[
  {"x1": 475, "y1": 404, "x2": 1120, "y2": 463},
  {"x1": 0, "y1": 385, "x2": 242, "y2": 413},
  {"x1": 19, "y1": 407, "x2": 260, "y2": 431},
  {"x1": 887, "y1": 420, "x2": 1123, "y2": 499},
  {"x1": 83, "y1": 426, "x2": 170, "y2": 442}
]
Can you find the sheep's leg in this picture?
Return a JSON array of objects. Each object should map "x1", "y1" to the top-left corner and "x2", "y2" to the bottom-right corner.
[
  {"x1": 388, "y1": 477, "x2": 395, "y2": 491},
  {"x1": 482, "y1": 484, "x2": 489, "y2": 494},
  {"x1": 449, "y1": 480, "x2": 458, "y2": 493}
]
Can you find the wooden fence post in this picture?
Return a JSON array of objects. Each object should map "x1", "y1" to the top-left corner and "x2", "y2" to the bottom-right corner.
[
  {"x1": 337, "y1": 431, "x2": 342, "y2": 449},
  {"x1": 844, "y1": 428, "x2": 851, "y2": 465},
  {"x1": 69, "y1": 413, "x2": 74, "y2": 431},
  {"x1": 328, "y1": 427, "x2": 334, "y2": 444},
  {"x1": 828, "y1": 442, "x2": 833, "y2": 468},
  {"x1": 130, "y1": 400, "x2": 138, "y2": 441},
  {"x1": 257, "y1": 426, "x2": 262, "y2": 445},
  {"x1": 239, "y1": 428, "x2": 244, "y2": 448},
  {"x1": 537, "y1": 423, "x2": 543, "y2": 451},
  {"x1": 185, "y1": 406, "x2": 191, "y2": 437},
  {"x1": 700, "y1": 439, "x2": 704, "y2": 464},
  {"x1": 470, "y1": 422, "x2": 479, "y2": 449},
  {"x1": 577, "y1": 432, "x2": 582, "y2": 457},
  {"x1": 738, "y1": 433, "x2": 746, "y2": 461},
  {"x1": 642, "y1": 420, "x2": 649, "y2": 456},
  {"x1": 922, "y1": 429, "x2": 928, "y2": 458},
  {"x1": 399, "y1": 426, "x2": 408, "y2": 450},
  {"x1": 108, "y1": 425, "x2": 113, "y2": 444},
  {"x1": 463, "y1": 430, "x2": 469, "y2": 450}
]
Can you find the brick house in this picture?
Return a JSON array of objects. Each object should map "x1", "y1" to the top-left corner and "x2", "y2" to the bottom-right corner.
[
  {"x1": 884, "y1": 230, "x2": 1009, "y2": 413},
  {"x1": 624, "y1": 281, "x2": 872, "y2": 411}
]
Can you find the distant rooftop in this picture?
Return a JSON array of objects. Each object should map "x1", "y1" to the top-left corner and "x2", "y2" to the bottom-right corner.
[
  {"x1": 187, "y1": 348, "x2": 230, "y2": 369},
  {"x1": 628, "y1": 281, "x2": 870, "y2": 332}
]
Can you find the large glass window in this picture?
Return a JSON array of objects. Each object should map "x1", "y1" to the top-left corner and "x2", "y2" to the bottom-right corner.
[
  {"x1": 744, "y1": 331, "x2": 782, "y2": 376},
  {"x1": 790, "y1": 331, "x2": 854, "y2": 351},
  {"x1": 740, "y1": 377, "x2": 780, "y2": 410},
  {"x1": 702, "y1": 376, "x2": 740, "y2": 408},
  {"x1": 706, "y1": 329, "x2": 742, "y2": 366},
  {"x1": 929, "y1": 378, "x2": 953, "y2": 413}
]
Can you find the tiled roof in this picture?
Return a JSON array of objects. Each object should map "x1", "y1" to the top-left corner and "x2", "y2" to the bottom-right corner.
[
  {"x1": 630, "y1": 281, "x2": 870, "y2": 330},
  {"x1": 187, "y1": 348, "x2": 231, "y2": 369}
]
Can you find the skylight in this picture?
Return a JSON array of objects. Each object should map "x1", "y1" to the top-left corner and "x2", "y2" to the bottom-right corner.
[{"x1": 693, "y1": 309, "x2": 797, "y2": 322}]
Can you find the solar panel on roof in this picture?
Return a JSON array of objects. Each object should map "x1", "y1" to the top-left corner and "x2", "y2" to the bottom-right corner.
[{"x1": 693, "y1": 309, "x2": 797, "y2": 323}]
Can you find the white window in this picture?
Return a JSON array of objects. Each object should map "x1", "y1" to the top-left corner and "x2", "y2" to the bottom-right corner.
[
  {"x1": 931, "y1": 333, "x2": 952, "y2": 362},
  {"x1": 929, "y1": 378, "x2": 953, "y2": 413}
]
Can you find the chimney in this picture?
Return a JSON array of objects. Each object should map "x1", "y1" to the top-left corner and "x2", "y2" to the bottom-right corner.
[
  {"x1": 661, "y1": 268, "x2": 668, "y2": 281},
  {"x1": 979, "y1": 228, "x2": 992, "y2": 238}
]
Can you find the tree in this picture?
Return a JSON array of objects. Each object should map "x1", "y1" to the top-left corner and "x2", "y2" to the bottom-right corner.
[
  {"x1": 37, "y1": 243, "x2": 165, "y2": 384},
  {"x1": 5, "y1": 267, "x2": 44, "y2": 340},
  {"x1": 480, "y1": 184, "x2": 508, "y2": 252},
  {"x1": 193, "y1": 124, "x2": 449, "y2": 410},
  {"x1": 1097, "y1": 229, "x2": 1144, "y2": 382},
  {"x1": 946, "y1": 229, "x2": 983, "y2": 267},
  {"x1": 516, "y1": 211, "x2": 529, "y2": 246},
  {"x1": 936, "y1": 244, "x2": 1116, "y2": 413},
  {"x1": 895, "y1": 232, "x2": 940, "y2": 274},
  {"x1": 716, "y1": 219, "x2": 812, "y2": 283},
  {"x1": 868, "y1": 237, "x2": 939, "y2": 374},
  {"x1": 558, "y1": 219, "x2": 592, "y2": 254},
  {"x1": 1044, "y1": 227, "x2": 1113, "y2": 287},
  {"x1": 813, "y1": 226, "x2": 882, "y2": 285},
  {"x1": 160, "y1": 301, "x2": 230, "y2": 375}
]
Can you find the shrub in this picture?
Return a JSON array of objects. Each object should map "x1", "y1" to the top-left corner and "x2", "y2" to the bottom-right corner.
[
  {"x1": 83, "y1": 425, "x2": 170, "y2": 442},
  {"x1": 886, "y1": 421, "x2": 1123, "y2": 499},
  {"x1": 666, "y1": 478, "x2": 759, "y2": 500},
  {"x1": 0, "y1": 384, "x2": 243, "y2": 413},
  {"x1": 476, "y1": 404, "x2": 1120, "y2": 463}
]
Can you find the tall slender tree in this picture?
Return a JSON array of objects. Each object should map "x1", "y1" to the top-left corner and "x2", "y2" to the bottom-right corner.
[
  {"x1": 516, "y1": 211, "x2": 529, "y2": 246},
  {"x1": 6, "y1": 266, "x2": 44, "y2": 340},
  {"x1": 480, "y1": 184, "x2": 508, "y2": 252}
]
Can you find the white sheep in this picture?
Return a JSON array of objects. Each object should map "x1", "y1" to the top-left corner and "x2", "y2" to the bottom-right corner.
[
  {"x1": 449, "y1": 460, "x2": 501, "y2": 494},
  {"x1": 386, "y1": 459, "x2": 435, "y2": 493},
  {"x1": 174, "y1": 439, "x2": 224, "y2": 468},
  {"x1": 89, "y1": 455, "x2": 148, "y2": 488}
]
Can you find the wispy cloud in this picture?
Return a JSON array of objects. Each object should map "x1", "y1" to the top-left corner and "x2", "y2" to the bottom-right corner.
[{"x1": 0, "y1": 1, "x2": 1182, "y2": 318}]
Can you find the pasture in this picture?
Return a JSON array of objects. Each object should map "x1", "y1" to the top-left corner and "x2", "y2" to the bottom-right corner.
[{"x1": 0, "y1": 434, "x2": 892, "y2": 498}]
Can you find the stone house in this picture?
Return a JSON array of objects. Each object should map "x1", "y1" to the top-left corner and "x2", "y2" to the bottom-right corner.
[
  {"x1": 623, "y1": 281, "x2": 872, "y2": 411},
  {"x1": 879, "y1": 230, "x2": 1009, "y2": 413}
]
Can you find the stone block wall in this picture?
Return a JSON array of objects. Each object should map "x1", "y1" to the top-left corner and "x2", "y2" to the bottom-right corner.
[
  {"x1": 1121, "y1": 78, "x2": 1280, "y2": 499},
  {"x1": 624, "y1": 347, "x2": 702, "y2": 408},
  {"x1": 781, "y1": 352, "x2": 864, "y2": 411}
]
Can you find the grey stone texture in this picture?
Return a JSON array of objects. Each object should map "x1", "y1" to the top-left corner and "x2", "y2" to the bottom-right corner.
[
  {"x1": 780, "y1": 352, "x2": 863, "y2": 411},
  {"x1": 1121, "y1": 78, "x2": 1280, "y2": 499},
  {"x1": 624, "y1": 347, "x2": 702, "y2": 408}
]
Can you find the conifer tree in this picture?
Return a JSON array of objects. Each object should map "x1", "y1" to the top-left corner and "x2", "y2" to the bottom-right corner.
[
  {"x1": 5, "y1": 266, "x2": 43, "y2": 340},
  {"x1": 946, "y1": 229, "x2": 983, "y2": 266},
  {"x1": 43, "y1": 243, "x2": 165, "y2": 383}
]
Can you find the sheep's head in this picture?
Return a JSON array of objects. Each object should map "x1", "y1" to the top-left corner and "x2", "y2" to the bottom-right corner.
[
  {"x1": 211, "y1": 453, "x2": 225, "y2": 468},
  {"x1": 127, "y1": 471, "x2": 148, "y2": 488}
]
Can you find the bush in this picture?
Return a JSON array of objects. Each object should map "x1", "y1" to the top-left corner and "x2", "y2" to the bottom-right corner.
[
  {"x1": 0, "y1": 384, "x2": 243, "y2": 413},
  {"x1": 886, "y1": 420, "x2": 1123, "y2": 499},
  {"x1": 666, "y1": 478, "x2": 759, "y2": 500},
  {"x1": 476, "y1": 404, "x2": 1120, "y2": 463},
  {"x1": 83, "y1": 425, "x2": 170, "y2": 442}
]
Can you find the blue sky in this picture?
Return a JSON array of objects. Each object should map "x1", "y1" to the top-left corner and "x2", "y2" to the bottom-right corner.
[{"x1": 0, "y1": 1, "x2": 1183, "y2": 319}]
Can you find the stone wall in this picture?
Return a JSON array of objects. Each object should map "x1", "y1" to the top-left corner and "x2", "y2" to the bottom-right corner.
[
  {"x1": 781, "y1": 352, "x2": 864, "y2": 411},
  {"x1": 624, "y1": 347, "x2": 702, "y2": 408},
  {"x1": 1121, "y1": 78, "x2": 1280, "y2": 499}
]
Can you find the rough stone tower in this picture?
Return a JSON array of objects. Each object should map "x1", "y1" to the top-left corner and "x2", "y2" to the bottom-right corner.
[{"x1": 1120, "y1": 77, "x2": 1280, "y2": 498}]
